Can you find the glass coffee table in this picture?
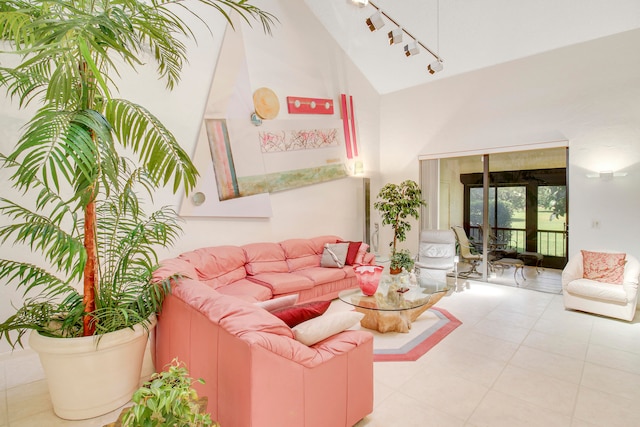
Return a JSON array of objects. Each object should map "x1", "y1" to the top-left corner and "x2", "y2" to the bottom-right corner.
[{"x1": 339, "y1": 273, "x2": 450, "y2": 333}]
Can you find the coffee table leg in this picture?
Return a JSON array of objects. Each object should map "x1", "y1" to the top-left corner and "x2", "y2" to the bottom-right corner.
[
  {"x1": 356, "y1": 307, "x2": 411, "y2": 333},
  {"x1": 354, "y1": 292, "x2": 447, "y2": 334}
]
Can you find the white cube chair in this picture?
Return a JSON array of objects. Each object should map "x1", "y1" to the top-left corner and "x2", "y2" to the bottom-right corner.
[{"x1": 562, "y1": 251, "x2": 640, "y2": 321}]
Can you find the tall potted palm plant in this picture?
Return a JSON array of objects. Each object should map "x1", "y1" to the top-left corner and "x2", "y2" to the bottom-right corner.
[{"x1": 0, "y1": 0, "x2": 274, "y2": 420}]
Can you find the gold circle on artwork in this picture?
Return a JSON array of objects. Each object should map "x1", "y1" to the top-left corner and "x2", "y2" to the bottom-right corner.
[{"x1": 253, "y1": 87, "x2": 280, "y2": 120}]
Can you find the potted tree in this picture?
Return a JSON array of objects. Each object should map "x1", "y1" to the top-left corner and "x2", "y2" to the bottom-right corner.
[
  {"x1": 0, "y1": 0, "x2": 274, "y2": 420},
  {"x1": 373, "y1": 180, "x2": 425, "y2": 274}
]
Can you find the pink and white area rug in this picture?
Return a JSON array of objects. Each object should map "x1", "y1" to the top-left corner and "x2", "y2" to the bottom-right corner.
[
  {"x1": 369, "y1": 307, "x2": 461, "y2": 362},
  {"x1": 328, "y1": 300, "x2": 462, "y2": 362}
]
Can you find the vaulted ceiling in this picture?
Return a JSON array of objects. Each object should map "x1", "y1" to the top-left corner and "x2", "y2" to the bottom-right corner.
[{"x1": 304, "y1": 0, "x2": 640, "y2": 94}]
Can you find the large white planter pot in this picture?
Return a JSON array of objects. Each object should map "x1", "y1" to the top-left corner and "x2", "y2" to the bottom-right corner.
[{"x1": 29, "y1": 315, "x2": 156, "y2": 420}]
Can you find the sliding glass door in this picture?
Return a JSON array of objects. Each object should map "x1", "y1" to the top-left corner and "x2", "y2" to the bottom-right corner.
[{"x1": 420, "y1": 146, "x2": 568, "y2": 275}]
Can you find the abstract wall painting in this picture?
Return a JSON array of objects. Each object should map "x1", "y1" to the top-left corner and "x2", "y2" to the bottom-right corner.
[
  {"x1": 205, "y1": 119, "x2": 240, "y2": 201},
  {"x1": 237, "y1": 163, "x2": 348, "y2": 196},
  {"x1": 258, "y1": 128, "x2": 340, "y2": 153},
  {"x1": 340, "y1": 94, "x2": 358, "y2": 159},
  {"x1": 286, "y1": 96, "x2": 334, "y2": 114}
]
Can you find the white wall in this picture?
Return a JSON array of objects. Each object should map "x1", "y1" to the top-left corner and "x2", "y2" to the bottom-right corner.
[
  {"x1": 378, "y1": 28, "x2": 640, "y2": 259},
  {"x1": 0, "y1": 0, "x2": 381, "y2": 358}
]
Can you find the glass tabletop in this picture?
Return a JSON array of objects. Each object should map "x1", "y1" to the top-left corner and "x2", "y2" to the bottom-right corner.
[{"x1": 339, "y1": 272, "x2": 450, "y2": 312}]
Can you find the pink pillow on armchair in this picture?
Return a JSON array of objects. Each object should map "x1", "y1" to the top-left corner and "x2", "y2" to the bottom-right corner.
[{"x1": 581, "y1": 250, "x2": 626, "y2": 284}]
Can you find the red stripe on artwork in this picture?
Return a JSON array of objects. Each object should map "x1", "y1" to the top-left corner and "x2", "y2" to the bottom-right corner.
[
  {"x1": 349, "y1": 96, "x2": 358, "y2": 157},
  {"x1": 341, "y1": 94, "x2": 353, "y2": 159}
]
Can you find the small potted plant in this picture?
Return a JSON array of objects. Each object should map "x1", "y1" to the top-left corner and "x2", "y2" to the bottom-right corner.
[
  {"x1": 390, "y1": 249, "x2": 415, "y2": 274},
  {"x1": 373, "y1": 180, "x2": 425, "y2": 273},
  {"x1": 110, "y1": 359, "x2": 217, "y2": 427}
]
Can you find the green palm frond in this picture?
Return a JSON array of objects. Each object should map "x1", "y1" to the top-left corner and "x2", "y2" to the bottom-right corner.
[
  {"x1": 0, "y1": 66, "x2": 49, "y2": 107},
  {"x1": 105, "y1": 98, "x2": 198, "y2": 193},
  {"x1": 128, "y1": 3, "x2": 188, "y2": 90},
  {"x1": 0, "y1": 300, "x2": 74, "y2": 347},
  {"x1": 0, "y1": 2, "x2": 35, "y2": 46},
  {"x1": 0, "y1": 199, "x2": 85, "y2": 279},
  {"x1": 97, "y1": 203, "x2": 182, "y2": 286},
  {"x1": 0, "y1": 259, "x2": 75, "y2": 298},
  {"x1": 196, "y1": 0, "x2": 278, "y2": 35},
  {"x1": 7, "y1": 107, "x2": 115, "y2": 199}
]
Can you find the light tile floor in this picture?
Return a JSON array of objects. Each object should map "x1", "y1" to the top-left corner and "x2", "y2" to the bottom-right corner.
[
  {"x1": 355, "y1": 276, "x2": 640, "y2": 427},
  {"x1": 2, "y1": 271, "x2": 640, "y2": 427}
]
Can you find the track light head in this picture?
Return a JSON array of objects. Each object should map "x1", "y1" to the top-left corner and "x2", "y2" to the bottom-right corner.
[
  {"x1": 366, "y1": 12, "x2": 385, "y2": 32},
  {"x1": 428, "y1": 60, "x2": 444, "y2": 74},
  {"x1": 387, "y1": 28, "x2": 403, "y2": 45},
  {"x1": 404, "y1": 41, "x2": 419, "y2": 57}
]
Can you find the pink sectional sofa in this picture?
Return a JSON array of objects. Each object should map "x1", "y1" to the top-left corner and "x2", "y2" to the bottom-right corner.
[{"x1": 153, "y1": 235, "x2": 375, "y2": 427}]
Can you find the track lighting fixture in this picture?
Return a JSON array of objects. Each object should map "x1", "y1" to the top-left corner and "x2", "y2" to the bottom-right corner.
[
  {"x1": 365, "y1": 12, "x2": 384, "y2": 31},
  {"x1": 404, "y1": 41, "x2": 419, "y2": 57},
  {"x1": 356, "y1": 0, "x2": 444, "y2": 75},
  {"x1": 387, "y1": 28, "x2": 403, "y2": 45},
  {"x1": 428, "y1": 60, "x2": 444, "y2": 74}
]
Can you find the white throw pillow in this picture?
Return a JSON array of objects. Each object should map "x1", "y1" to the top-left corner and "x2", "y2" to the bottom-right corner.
[
  {"x1": 292, "y1": 311, "x2": 364, "y2": 346},
  {"x1": 320, "y1": 242, "x2": 349, "y2": 268},
  {"x1": 254, "y1": 294, "x2": 299, "y2": 312}
]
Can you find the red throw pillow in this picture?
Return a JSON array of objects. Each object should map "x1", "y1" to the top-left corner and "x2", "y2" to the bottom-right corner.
[
  {"x1": 338, "y1": 240, "x2": 362, "y2": 265},
  {"x1": 271, "y1": 300, "x2": 332, "y2": 327}
]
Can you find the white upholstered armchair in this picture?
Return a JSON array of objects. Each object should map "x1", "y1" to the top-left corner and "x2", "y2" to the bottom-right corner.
[
  {"x1": 562, "y1": 251, "x2": 640, "y2": 321},
  {"x1": 414, "y1": 229, "x2": 456, "y2": 286}
]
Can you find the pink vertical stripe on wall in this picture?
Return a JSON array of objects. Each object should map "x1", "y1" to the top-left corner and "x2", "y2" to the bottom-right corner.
[
  {"x1": 341, "y1": 94, "x2": 353, "y2": 159},
  {"x1": 349, "y1": 96, "x2": 358, "y2": 157}
]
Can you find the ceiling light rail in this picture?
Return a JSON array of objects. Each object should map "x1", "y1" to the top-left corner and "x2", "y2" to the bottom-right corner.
[{"x1": 353, "y1": 0, "x2": 444, "y2": 74}]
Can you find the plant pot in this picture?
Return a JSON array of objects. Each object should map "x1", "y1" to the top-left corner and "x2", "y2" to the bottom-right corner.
[
  {"x1": 29, "y1": 315, "x2": 156, "y2": 420},
  {"x1": 389, "y1": 267, "x2": 402, "y2": 275}
]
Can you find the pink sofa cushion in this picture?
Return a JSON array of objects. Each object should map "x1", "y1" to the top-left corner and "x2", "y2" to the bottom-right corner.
[
  {"x1": 177, "y1": 246, "x2": 247, "y2": 289},
  {"x1": 355, "y1": 243, "x2": 371, "y2": 265},
  {"x1": 171, "y1": 278, "x2": 293, "y2": 339},
  {"x1": 218, "y1": 299, "x2": 295, "y2": 339},
  {"x1": 153, "y1": 257, "x2": 198, "y2": 282},
  {"x1": 243, "y1": 242, "x2": 289, "y2": 275},
  {"x1": 280, "y1": 238, "x2": 321, "y2": 271},
  {"x1": 294, "y1": 266, "x2": 347, "y2": 284},
  {"x1": 215, "y1": 279, "x2": 273, "y2": 302},
  {"x1": 249, "y1": 272, "x2": 315, "y2": 294}
]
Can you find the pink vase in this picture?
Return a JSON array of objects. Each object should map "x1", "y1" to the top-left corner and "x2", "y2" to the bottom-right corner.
[{"x1": 354, "y1": 265, "x2": 384, "y2": 296}]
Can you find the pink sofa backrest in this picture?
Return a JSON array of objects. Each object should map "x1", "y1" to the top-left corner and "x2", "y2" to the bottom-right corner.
[
  {"x1": 171, "y1": 278, "x2": 294, "y2": 339},
  {"x1": 279, "y1": 238, "x2": 320, "y2": 271},
  {"x1": 177, "y1": 246, "x2": 247, "y2": 290},
  {"x1": 310, "y1": 235, "x2": 343, "y2": 253},
  {"x1": 242, "y1": 242, "x2": 288, "y2": 275},
  {"x1": 153, "y1": 257, "x2": 198, "y2": 283}
]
